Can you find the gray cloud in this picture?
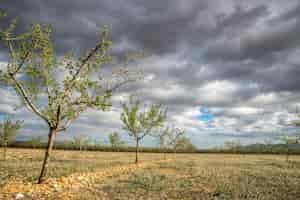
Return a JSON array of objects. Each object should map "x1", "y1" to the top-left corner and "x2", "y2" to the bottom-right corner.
[{"x1": 1, "y1": 0, "x2": 300, "y2": 148}]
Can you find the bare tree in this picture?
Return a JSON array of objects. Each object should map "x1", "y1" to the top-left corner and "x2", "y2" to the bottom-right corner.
[
  {"x1": 0, "y1": 118, "x2": 22, "y2": 161},
  {"x1": 0, "y1": 14, "x2": 137, "y2": 183},
  {"x1": 156, "y1": 127, "x2": 170, "y2": 160},
  {"x1": 121, "y1": 97, "x2": 167, "y2": 164},
  {"x1": 165, "y1": 126, "x2": 185, "y2": 154}
]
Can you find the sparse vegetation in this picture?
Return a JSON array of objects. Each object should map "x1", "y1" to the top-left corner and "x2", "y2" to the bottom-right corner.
[
  {"x1": 2, "y1": 148, "x2": 299, "y2": 200},
  {"x1": 95, "y1": 155, "x2": 300, "y2": 200}
]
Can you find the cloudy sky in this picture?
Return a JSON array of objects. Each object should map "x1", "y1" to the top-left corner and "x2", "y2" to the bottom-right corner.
[{"x1": 1, "y1": 0, "x2": 300, "y2": 148}]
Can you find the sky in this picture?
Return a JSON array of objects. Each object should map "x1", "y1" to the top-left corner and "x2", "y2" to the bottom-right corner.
[{"x1": 0, "y1": 0, "x2": 300, "y2": 148}]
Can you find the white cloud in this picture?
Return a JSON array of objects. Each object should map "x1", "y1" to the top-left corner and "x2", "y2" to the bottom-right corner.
[{"x1": 197, "y1": 80, "x2": 238, "y2": 105}]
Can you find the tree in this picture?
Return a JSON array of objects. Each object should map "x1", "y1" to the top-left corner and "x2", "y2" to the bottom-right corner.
[
  {"x1": 28, "y1": 136, "x2": 43, "y2": 149},
  {"x1": 0, "y1": 15, "x2": 136, "y2": 183},
  {"x1": 264, "y1": 138, "x2": 274, "y2": 153},
  {"x1": 279, "y1": 136, "x2": 298, "y2": 162},
  {"x1": 174, "y1": 136, "x2": 197, "y2": 152},
  {"x1": 121, "y1": 97, "x2": 166, "y2": 164},
  {"x1": 156, "y1": 127, "x2": 170, "y2": 160},
  {"x1": 224, "y1": 140, "x2": 242, "y2": 153},
  {"x1": 0, "y1": 118, "x2": 22, "y2": 161},
  {"x1": 294, "y1": 115, "x2": 300, "y2": 142},
  {"x1": 165, "y1": 127, "x2": 185, "y2": 154},
  {"x1": 108, "y1": 132, "x2": 123, "y2": 150},
  {"x1": 72, "y1": 136, "x2": 89, "y2": 151},
  {"x1": 155, "y1": 126, "x2": 186, "y2": 159}
]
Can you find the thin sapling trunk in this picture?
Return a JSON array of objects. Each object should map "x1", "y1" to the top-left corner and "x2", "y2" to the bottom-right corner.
[
  {"x1": 135, "y1": 139, "x2": 139, "y2": 164},
  {"x1": 38, "y1": 128, "x2": 57, "y2": 183},
  {"x1": 2, "y1": 142, "x2": 7, "y2": 161}
]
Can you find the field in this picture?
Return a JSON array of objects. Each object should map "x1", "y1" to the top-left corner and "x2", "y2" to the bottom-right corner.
[{"x1": 1, "y1": 148, "x2": 300, "y2": 200}]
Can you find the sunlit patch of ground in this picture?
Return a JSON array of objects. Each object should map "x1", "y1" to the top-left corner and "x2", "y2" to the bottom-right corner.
[
  {"x1": 1, "y1": 149, "x2": 300, "y2": 199},
  {"x1": 0, "y1": 148, "x2": 168, "y2": 199},
  {"x1": 1, "y1": 159, "x2": 170, "y2": 200}
]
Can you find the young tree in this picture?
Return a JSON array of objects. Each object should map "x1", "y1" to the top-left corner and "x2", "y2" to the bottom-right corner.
[
  {"x1": 155, "y1": 126, "x2": 186, "y2": 158},
  {"x1": 0, "y1": 15, "x2": 136, "y2": 183},
  {"x1": 280, "y1": 136, "x2": 298, "y2": 163},
  {"x1": 166, "y1": 127, "x2": 185, "y2": 154},
  {"x1": 121, "y1": 97, "x2": 166, "y2": 164},
  {"x1": 264, "y1": 138, "x2": 274, "y2": 153},
  {"x1": 174, "y1": 136, "x2": 197, "y2": 152},
  {"x1": 72, "y1": 136, "x2": 89, "y2": 151},
  {"x1": 156, "y1": 127, "x2": 170, "y2": 160},
  {"x1": 28, "y1": 136, "x2": 43, "y2": 149},
  {"x1": 0, "y1": 118, "x2": 22, "y2": 161},
  {"x1": 108, "y1": 131, "x2": 123, "y2": 150},
  {"x1": 294, "y1": 115, "x2": 300, "y2": 142},
  {"x1": 224, "y1": 140, "x2": 242, "y2": 153}
]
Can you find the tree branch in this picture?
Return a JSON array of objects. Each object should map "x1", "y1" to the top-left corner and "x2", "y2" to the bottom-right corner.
[
  {"x1": 55, "y1": 105, "x2": 61, "y2": 128},
  {"x1": 69, "y1": 39, "x2": 106, "y2": 86},
  {"x1": 72, "y1": 99, "x2": 112, "y2": 108},
  {"x1": 105, "y1": 78, "x2": 135, "y2": 94},
  {"x1": 6, "y1": 40, "x2": 16, "y2": 73},
  {"x1": 138, "y1": 128, "x2": 151, "y2": 141},
  {"x1": 59, "y1": 39, "x2": 107, "y2": 108},
  {"x1": 1, "y1": 36, "x2": 27, "y2": 41},
  {"x1": 10, "y1": 75, "x2": 50, "y2": 126},
  {"x1": 12, "y1": 50, "x2": 31, "y2": 75},
  {"x1": 57, "y1": 110, "x2": 82, "y2": 132}
]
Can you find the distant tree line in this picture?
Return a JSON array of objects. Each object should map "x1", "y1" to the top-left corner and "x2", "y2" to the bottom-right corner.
[
  {"x1": 207, "y1": 138, "x2": 300, "y2": 155},
  {"x1": 8, "y1": 139, "x2": 198, "y2": 154}
]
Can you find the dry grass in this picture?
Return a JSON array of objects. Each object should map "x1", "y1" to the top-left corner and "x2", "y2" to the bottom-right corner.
[
  {"x1": 0, "y1": 148, "x2": 162, "y2": 185},
  {"x1": 76, "y1": 154, "x2": 300, "y2": 200},
  {"x1": 1, "y1": 149, "x2": 300, "y2": 199}
]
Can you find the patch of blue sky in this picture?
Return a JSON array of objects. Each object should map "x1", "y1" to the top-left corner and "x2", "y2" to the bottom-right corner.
[
  {"x1": 0, "y1": 112, "x2": 9, "y2": 120},
  {"x1": 197, "y1": 107, "x2": 214, "y2": 122}
]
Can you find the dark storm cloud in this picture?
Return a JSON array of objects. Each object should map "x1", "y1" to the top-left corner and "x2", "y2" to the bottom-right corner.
[
  {"x1": 205, "y1": 20, "x2": 300, "y2": 61},
  {"x1": 1, "y1": 0, "x2": 299, "y2": 97},
  {"x1": 1, "y1": 0, "x2": 300, "y2": 147},
  {"x1": 1, "y1": 0, "x2": 299, "y2": 66},
  {"x1": 0, "y1": 0, "x2": 207, "y2": 54}
]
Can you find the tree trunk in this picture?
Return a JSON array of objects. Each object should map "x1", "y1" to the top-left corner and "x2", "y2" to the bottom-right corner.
[
  {"x1": 173, "y1": 147, "x2": 177, "y2": 159},
  {"x1": 3, "y1": 142, "x2": 7, "y2": 161},
  {"x1": 38, "y1": 128, "x2": 56, "y2": 184},
  {"x1": 286, "y1": 147, "x2": 289, "y2": 163},
  {"x1": 135, "y1": 139, "x2": 139, "y2": 164}
]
